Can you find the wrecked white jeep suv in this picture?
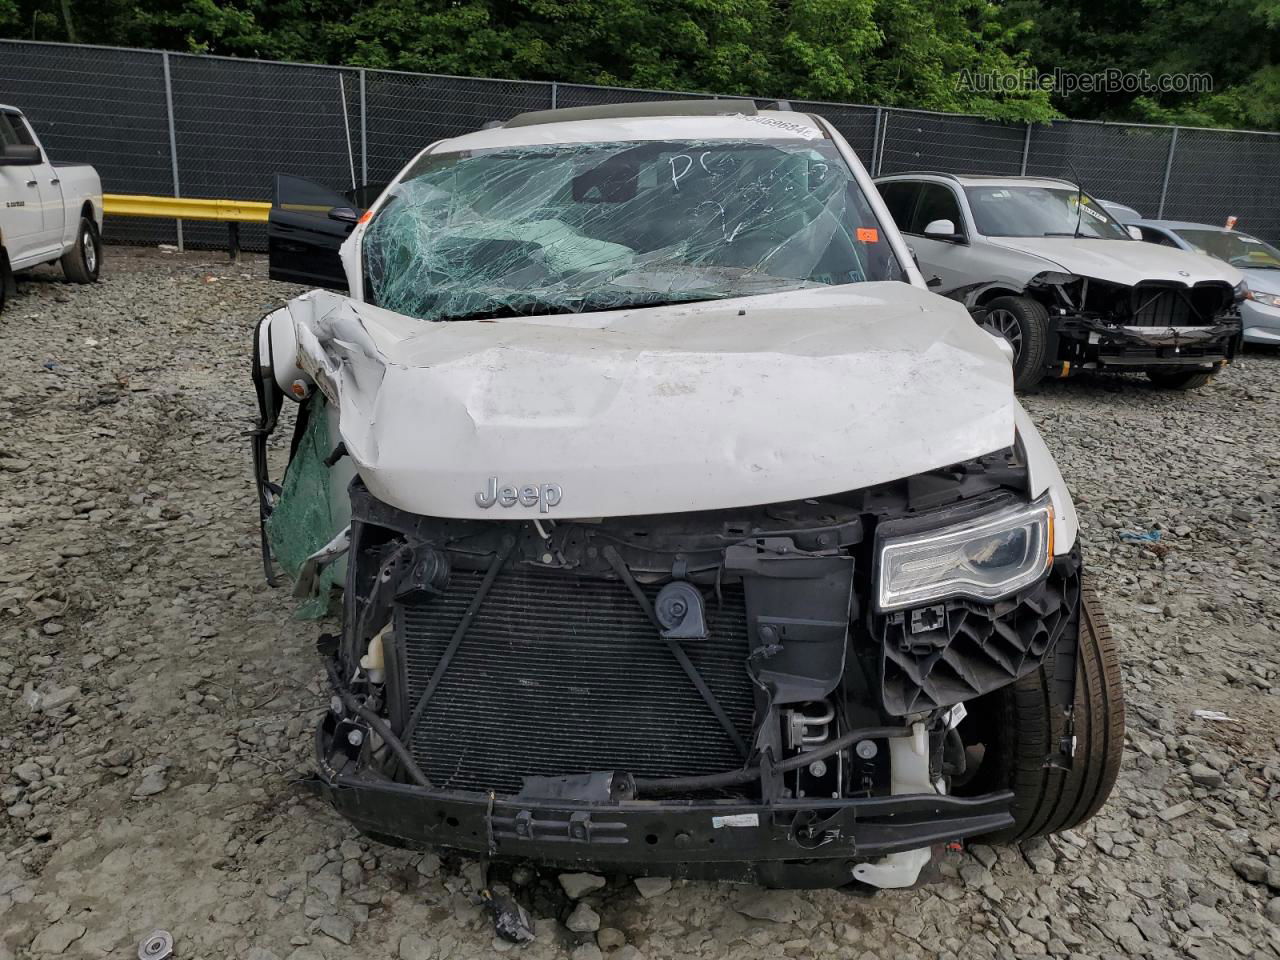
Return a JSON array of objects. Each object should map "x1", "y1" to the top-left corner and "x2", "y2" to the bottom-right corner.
[{"x1": 251, "y1": 101, "x2": 1123, "y2": 891}]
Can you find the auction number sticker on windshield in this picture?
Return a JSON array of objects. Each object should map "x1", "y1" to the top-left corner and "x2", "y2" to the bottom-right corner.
[
  {"x1": 734, "y1": 114, "x2": 821, "y2": 139},
  {"x1": 857, "y1": 227, "x2": 879, "y2": 243},
  {"x1": 712, "y1": 813, "x2": 760, "y2": 829}
]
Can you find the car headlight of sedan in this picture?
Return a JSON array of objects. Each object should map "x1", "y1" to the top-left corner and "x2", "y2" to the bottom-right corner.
[
  {"x1": 876, "y1": 496, "x2": 1054, "y2": 612},
  {"x1": 1251, "y1": 290, "x2": 1280, "y2": 308}
]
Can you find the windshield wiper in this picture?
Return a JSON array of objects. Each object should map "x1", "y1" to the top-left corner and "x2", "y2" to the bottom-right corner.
[
  {"x1": 434, "y1": 301, "x2": 582, "y2": 323},
  {"x1": 431, "y1": 291, "x2": 726, "y2": 323}
]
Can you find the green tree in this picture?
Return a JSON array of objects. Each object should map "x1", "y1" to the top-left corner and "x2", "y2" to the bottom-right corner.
[
  {"x1": 1005, "y1": 0, "x2": 1280, "y2": 130},
  {"x1": 3, "y1": 0, "x2": 1056, "y2": 121}
]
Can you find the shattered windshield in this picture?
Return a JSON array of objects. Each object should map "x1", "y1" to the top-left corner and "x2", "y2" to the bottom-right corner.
[
  {"x1": 363, "y1": 138, "x2": 904, "y2": 321},
  {"x1": 964, "y1": 186, "x2": 1132, "y2": 240}
]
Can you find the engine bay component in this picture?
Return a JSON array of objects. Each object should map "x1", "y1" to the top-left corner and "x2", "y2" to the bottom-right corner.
[
  {"x1": 782, "y1": 700, "x2": 842, "y2": 800},
  {"x1": 654, "y1": 580, "x2": 709, "y2": 640}
]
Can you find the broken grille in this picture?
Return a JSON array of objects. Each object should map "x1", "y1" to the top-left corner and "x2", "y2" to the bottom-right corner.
[
  {"x1": 1130, "y1": 286, "x2": 1194, "y2": 327},
  {"x1": 1127, "y1": 283, "x2": 1231, "y2": 327},
  {"x1": 396, "y1": 566, "x2": 755, "y2": 794}
]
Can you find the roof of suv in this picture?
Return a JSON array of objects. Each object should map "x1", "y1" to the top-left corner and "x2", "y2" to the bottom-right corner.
[
  {"x1": 876, "y1": 172, "x2": 1078, "y2": 190},
  {"x1": 430, "y1": 103, "x2": 828, "y2": 154},
  {"x1": 1129, "y1": 219, "x2": 1231, "y2": 231}
]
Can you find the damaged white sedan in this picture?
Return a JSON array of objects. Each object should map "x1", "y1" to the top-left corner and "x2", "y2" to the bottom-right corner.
[{"x1": 251, "y1": 100, "x2": 1123, "y2": 891}]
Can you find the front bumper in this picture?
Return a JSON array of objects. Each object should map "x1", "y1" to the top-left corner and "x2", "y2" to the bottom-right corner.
[
  {"x1": 308, "y1": 714, "x2": 1014, "y2": 887},
  {"x1": 1242, "y1": 299, "x2": 1280, "y2": 344},
  {"x1": 1051, "y1": 316, "x2": 1240, "y2": 369}
]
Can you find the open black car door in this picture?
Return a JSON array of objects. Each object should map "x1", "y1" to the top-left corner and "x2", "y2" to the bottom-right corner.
[{"x1": 267, "y1": 174, "x2": 361, "y2": 291}]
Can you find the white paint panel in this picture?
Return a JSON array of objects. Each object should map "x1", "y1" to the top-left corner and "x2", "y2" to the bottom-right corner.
[{"x1": 282, "y1": 281, "x2": 1023, "y2": 520}]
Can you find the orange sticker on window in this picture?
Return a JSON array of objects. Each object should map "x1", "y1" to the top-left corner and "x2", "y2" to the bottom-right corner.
[{"x1": 857, "y1": 227, "x2": 879, "y2": 243}]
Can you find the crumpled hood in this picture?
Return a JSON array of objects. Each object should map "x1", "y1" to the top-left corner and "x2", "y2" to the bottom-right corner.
[
  {"x1": 283, "y1": 283, "x2": 1015, "y2": 519},
  {"x1": 990, "y1": 236, "x2": 1244, "y2": 287}
]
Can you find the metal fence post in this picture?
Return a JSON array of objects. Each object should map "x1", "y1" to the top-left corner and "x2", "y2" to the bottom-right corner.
[
  {"x1": 360, "y1": 68, "x2": 368, "y2": 186},
  {"x1": 1157, "y1": 127, "x2": 1179, "y2": 219},
  {"x1": 339, "y1": 73, "x2": 356, "y2": 189},
  {"x1": 874, "y1": 109, "x2": 889, "y2": 176},
  {"x1": 1020, "y1": 123, "x2": 1032, "y2": 175},
  {"x1": 161, "y1": 51, "x2": 183, "y2": 251},
  {"x1": 869, "y1": 106, "x2": 882, "y2": 174},
  {"x1": 550, "y1": 81, "x2": 558, "y2": 110}
]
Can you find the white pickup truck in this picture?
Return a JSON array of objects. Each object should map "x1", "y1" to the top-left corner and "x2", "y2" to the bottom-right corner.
[{"x1": 0, "y1": 105, "x2": 103, "y2": 313}]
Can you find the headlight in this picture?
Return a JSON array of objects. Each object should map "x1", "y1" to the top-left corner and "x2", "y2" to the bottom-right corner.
[
  {"x1": 1235, "y1": 280, "x2": 1253, "y2": 303},
  {"x1": 876, "y1": 497, "x2": 1054, "y2": 611},
  {"x1": 1252, "y1": 290, "x2": 1280, "y2": 308}
]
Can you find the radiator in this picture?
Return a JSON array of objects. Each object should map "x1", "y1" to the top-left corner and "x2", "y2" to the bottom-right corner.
[
  {"x1": 1130, "y1": 285, "x2": 1202, "y2": 326},
  {"x1": 396, "y1": 565, "x2": 755, "y2": 794}
]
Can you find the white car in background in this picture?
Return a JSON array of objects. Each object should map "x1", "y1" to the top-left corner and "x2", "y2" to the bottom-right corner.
[
  {"x1": 0, "y1": 104, "x2": 103, "y2": 313},
  {"x1": 1129, "y1": 220, "x2": 1280, "y2": 345},
  {"x1": 1096, "y1": 199, "x2": 1142, "y2": 225},
  {"x1": 874, "y1": 173, "x2": 1245, "y2": 390}
]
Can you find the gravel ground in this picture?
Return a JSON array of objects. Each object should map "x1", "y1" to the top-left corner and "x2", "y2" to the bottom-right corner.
[{"x1": 1, "y1": 249, "x2": 1278, "y2": 960}]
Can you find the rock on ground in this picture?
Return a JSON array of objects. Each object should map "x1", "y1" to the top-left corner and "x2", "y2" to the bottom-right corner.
[
  {"x1": 566, "y1": 901, "x2": 602, "y2": 934},
  {"x1": 558, "y1": 871, "x2": 607, "y2": 899}
]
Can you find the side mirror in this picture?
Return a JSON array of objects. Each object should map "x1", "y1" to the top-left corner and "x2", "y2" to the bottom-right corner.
[
  {"x1": 1126, "y1": 225, "x2": 1143, "y2": 241},
  {"x1": 0, "y1": 143, "x2": 41, "y2": 166},
  {"x1": 328, "y1": 206, "x2": 360, "y2": 224},
  {"x1": 923, "y1": 219, "x2": 963, "y2": 242}
]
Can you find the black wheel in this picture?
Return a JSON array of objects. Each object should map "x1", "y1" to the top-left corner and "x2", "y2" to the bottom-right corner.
[
  {"x1": 1146, "y1": 369, "x2": 1214, "y2": 390},
  {"x1": 60, "y1": 217, "x2": 101, "y2": 284},
  {"x1": 0, "y1": 250, "x2": 8, "y2": 315},
  {"x1": 979, "y1": 296, "x2": 1050, "y2": 390},
  {"x1": 960, "y1": 579, "x2": 1124, "y2": 843}
]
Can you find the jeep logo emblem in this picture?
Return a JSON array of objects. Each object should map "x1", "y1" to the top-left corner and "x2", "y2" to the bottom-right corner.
[{"x1": 475, "y1": 477, "x2": 563, "y2": 513}]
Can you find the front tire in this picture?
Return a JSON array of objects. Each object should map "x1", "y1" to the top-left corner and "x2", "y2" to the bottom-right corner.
[
  {"x1": 1146, "y1": 369, "x2": 1214, "y2": 390},
  {"x1": 60, "y1": 217, "x2": 101, "y2": 284},
  {"x1": 966, "y1": 580, "x2": 1124, "y2": 843},
  {"x1": 980, "y1": 296, "x2": 1050, "y2": 390}
]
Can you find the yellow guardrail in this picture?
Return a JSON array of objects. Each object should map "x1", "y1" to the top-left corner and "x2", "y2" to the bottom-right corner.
[{"x1": 103, "y1": 193, "x2": 271, "y2": 223}]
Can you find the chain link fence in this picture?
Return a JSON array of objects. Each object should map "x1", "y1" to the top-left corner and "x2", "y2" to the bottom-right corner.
[{"x1": 3, "y1": 38, "x2": 1278, "y2": 249}]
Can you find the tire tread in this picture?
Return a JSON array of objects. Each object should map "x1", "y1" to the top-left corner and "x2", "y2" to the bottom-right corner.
[
  {"x1": 979, "y1": 578, "x2": 1124, "y2": 843},
  {"x1": 60, "y1": 217, "x2": 100, "y2": 284},
  {"x1": 983, "y1": 295, "x2": 1051, "y2": 390}
]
